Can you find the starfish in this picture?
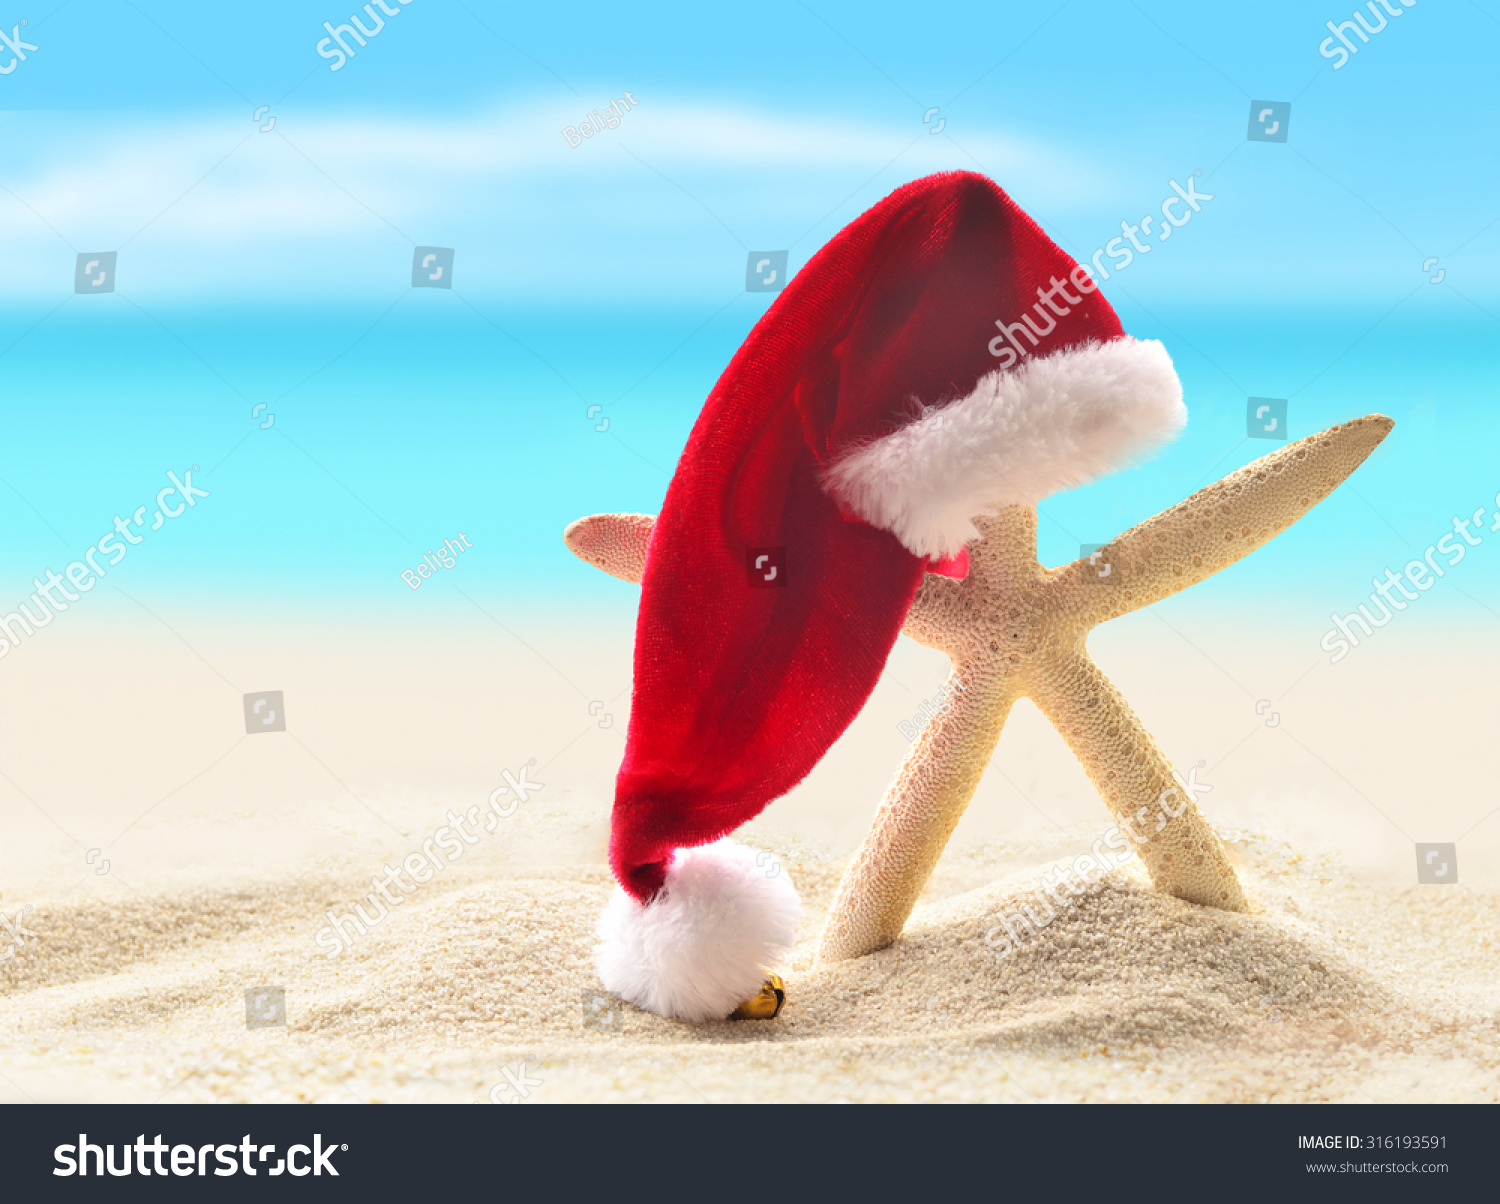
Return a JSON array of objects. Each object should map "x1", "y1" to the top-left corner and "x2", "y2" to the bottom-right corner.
[{"x1": 565, "y1": 414, "x2": 1393, "y2": 966}]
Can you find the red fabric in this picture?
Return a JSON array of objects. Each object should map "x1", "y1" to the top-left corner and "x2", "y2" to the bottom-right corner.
[
  {"x1": 611, "y1": 171, "x2": 1125, "y2": 901},
  {"x1": 929, "y1": 547, "x2": 969, "y2": 579}
]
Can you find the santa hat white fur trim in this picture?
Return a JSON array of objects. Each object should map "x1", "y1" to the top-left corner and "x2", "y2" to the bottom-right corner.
[
  {"x1": 825, "y1": 337, "x2": 1186, "y2": 560},
  {"x1": 595, "y1": 840, "x2": 800, "y2": 1023}
]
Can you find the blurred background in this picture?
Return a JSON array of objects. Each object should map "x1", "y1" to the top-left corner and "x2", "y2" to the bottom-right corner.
[{"x1": 0, "y1": 0, "x2": 1495, "y2": 898}]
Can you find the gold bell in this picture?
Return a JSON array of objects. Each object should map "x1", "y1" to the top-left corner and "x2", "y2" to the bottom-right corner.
[{"x1": 729, "y1": 976, "x2": 786, "y2": 1020}]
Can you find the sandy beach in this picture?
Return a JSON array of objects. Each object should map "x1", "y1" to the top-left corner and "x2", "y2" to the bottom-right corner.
[{"x1": 0, "y1": 602, "x2": 1495, "y2": 1104}]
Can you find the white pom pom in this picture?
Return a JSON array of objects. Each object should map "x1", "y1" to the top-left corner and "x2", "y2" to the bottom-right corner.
[{"x1": 594, "y1": 840, "x2": 800, "y2": 1023}]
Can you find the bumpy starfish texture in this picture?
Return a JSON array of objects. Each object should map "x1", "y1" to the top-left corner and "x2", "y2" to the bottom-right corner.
[{"x1": 565, "y1": 414, "x2": 1394, "y2": 965}]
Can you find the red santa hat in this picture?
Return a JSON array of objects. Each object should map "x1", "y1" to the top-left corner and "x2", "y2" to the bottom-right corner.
[{"x1": 595, "y1": 170, "x2": 1185, "y2": 1021}]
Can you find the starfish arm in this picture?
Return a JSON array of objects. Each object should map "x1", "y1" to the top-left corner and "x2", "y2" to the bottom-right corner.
[
  {"x1": 817, "y1": 666, "x2": 1021, "y2": 963},
  {"x1": 562, "y1": 512, "x2": 656, "y2": 583},
  {"x1": 562, "y1": 510, "x2": 956, "y2": 638},
  {"x1": 1026, "y1": 648, "x2": 1248, "y2": 911},
  {"x1": 1060, "y1": 414, "x2": 1394, "y2": 625}
]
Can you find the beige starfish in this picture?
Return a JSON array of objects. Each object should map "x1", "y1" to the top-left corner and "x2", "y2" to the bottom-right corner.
[{"x1": 565, "y1": 414, "x2": 1393, "y2": 966}]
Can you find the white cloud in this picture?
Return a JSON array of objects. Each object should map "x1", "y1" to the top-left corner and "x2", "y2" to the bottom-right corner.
[{"x1": 0, "y1": 101, "x2": 1113, "y2": 299}]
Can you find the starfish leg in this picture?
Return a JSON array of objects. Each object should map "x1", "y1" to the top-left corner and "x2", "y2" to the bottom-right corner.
[
  {"x1": 1027, "y1": 649, "x2": 1249, "y2": 911},
  {"x1": 817, "y1": 505, "x2": 1251, "y2": 962},
  {"x1": 563, "y1": 512, "x2": 655, "y2": 584},
  {"x1": 815, "y1": 668, "x2": 1022, "y2": 963},
  {"x1": 1070, "y1": 415, "x2": 1393, "y2": 626}
]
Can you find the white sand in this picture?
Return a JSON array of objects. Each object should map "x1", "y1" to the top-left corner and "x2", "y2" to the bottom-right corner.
[{"x1": 1, "y1": 608, "x2": 1496, "y2": 1103}]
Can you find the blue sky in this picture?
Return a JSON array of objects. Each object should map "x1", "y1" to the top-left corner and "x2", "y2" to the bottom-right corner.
[
  {"x1": 4, "y1": 0, "x2": 1498, "y2": 302},
  {"x1": 1, "y1": 0, "x2": 1497, "y2": 620}
]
